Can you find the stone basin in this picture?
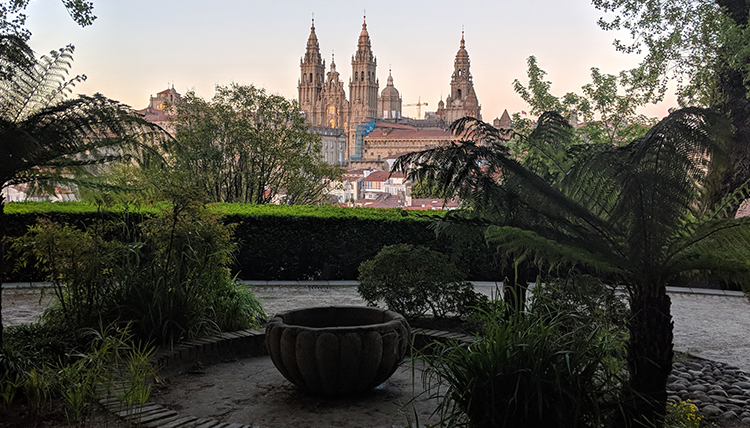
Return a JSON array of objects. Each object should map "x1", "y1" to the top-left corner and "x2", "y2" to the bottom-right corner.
[{"x1": 265, "y1": 306, "x2": 411, "y2": 396}]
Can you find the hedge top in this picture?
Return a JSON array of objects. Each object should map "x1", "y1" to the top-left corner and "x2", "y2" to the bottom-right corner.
[{"x1": 3, "y1": 201, "x2": 441, "y2": 221}]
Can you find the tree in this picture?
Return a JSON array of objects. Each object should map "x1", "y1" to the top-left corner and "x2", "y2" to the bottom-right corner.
[
  {"x1": 393, "y1": 109, "x2": 750, "y2": 426},
  {"x1": 591, "y1": 0, "x2": 750, "y2": 197},
  {"x1": 152, "y1": 83, "x2": 341, "y2": 205},
  {"x1": 0, "y1": 45, "x2": 160, "y2": 348},
  {"x1": 1, "y1": 0, "x2": 95, "y2": 79},
  {"x1": 513, "y1": 56, "x2": 657, "y2": 147}
]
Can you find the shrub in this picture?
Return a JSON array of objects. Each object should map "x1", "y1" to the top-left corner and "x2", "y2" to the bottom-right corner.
[
  {"x1": 12, "y1": 199, "x2": 265, "y2": 345},
  {"x1": 420, "y1": 303, "x2": 626, "y2": 428},
  {"x1": 357, "y1": 244, "x2": 486, "y2": 319},
  {"x1": 0, "y1": 323, "x2": 155, "y2": 425},
  {"x1": 529, "y1": 273, "x2": 630, "y2": 337},
  {"x1": 666, "y1": 400, "x2": 703, "y2": 428},
  {"x1": 5, "y1": 202, "x2": 502, "y2": 282}
]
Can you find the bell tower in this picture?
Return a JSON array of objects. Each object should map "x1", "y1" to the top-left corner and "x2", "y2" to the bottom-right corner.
[
  {"x1": 443, "y1": 31, "x2": 481, "y2": 124},
  {"x1": 349, "y1": 15, "x2": 379, "y2": 124},
  {"x1": 298, "y1": 17, "x2": 325, "y2": 126}
]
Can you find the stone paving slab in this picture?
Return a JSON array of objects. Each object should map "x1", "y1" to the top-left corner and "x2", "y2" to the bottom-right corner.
[
  {"x1": 247, "y1": 281, "x2": 750, "y2": 374},
  {"x1": 4, "y1": 280, "x2": 750, "y2": 373}
]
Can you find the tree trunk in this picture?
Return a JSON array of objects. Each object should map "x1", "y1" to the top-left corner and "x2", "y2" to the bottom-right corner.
[
  {"x1": 0, "y1": 197, "x2": 5, "y2": 349},
  {"x1": 715, "y1": 0, "x2": 750, "y2": 199},
  {"x1": 625, "y1": 286, "x2": 674, "y2": 427}
]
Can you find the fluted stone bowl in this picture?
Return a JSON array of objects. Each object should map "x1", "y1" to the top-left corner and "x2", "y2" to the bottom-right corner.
[{"x1": 265, "y1": 306, "x2": 411, "y2": 396}]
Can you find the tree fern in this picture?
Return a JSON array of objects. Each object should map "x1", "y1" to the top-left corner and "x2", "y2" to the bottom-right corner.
[
  {"x1": 393, "y1": 107, "x2": 750, "y2": 427},
  {"x1": 0, "y1": 44, "x2": 165, "y2": 348}
]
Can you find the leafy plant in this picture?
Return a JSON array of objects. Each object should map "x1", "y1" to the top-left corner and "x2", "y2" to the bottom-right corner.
[
  {"x1": 13, "y1": 196, "x2": 265, "y2": 345},
  {"x1": 358, "y1": 244, "x2": 486, "y2": 319},
  {"x1": 0, "y1": 43, "x2": 164, "y2": 348},
  {"x1": 666, "y1": 400, "x2": 703, "y2": 428},
  {"x1": 394, "y1": 107, "x2": 750, "y2": 426},
  {"x1": 420, "y1": 301, "x2": 626, "y2": 428},
  {"x1": 23, "y1": 368, "x2": 53, "y2": 415},
  {"x1": 0, "y1": 322, "x2": 156, "y2": 426}
]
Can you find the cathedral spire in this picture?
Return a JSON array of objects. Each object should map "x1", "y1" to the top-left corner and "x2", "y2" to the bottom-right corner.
[
  {"x1": 354, "y1": 15, "x2": 375, "y2": 62},
  {"x1": 304, "y1": 16, "x2": 322, "y2": 65},
  {"x1": 441, "y1": 30, "x2": 481, "y2": 123},
  {"x1": 299, "y1": 15, "x2": 325, "y2": 126}
]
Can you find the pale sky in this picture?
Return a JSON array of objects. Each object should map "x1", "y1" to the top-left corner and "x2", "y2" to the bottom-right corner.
[{"x1": 24, "y1": 0, "x2": 677, "y2": 121}]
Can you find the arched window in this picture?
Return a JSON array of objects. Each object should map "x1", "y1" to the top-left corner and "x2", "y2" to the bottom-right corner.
[
  {"x1": 361, "y1": 71, "x2": 364, "y2": 81},
  {"x1": 457, "y1": 89, "x2": 462, "y2": 99},
  {"x1": 309, "y1": 73, "x2": 313, "y2": 83}
]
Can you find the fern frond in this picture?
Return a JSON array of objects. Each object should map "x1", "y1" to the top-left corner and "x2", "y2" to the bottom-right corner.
[
  {"x1": 702, "y1": 177, "x2": 750, "y2": 220},
  {"x1": 665, "y1": 217, "x2": 750, "y2": 288},
  {"x1": 485, "y1": 225, "x2": 625, "y2": 275}
]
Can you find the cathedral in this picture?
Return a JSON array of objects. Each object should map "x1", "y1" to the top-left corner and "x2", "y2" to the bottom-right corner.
[{"x1": 298, "y1": 17, "x2": 482, "y2": 166}]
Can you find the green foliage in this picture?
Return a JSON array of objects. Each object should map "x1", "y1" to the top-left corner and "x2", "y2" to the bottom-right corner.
[
  {"x1": 128, "y1": 83, "x2": 343, "y2": 205},
  {"x1": 1, "y1": 202, "x2": 506, "y2": 282},
  {"x1": 0, "y1": 322, "x2": 155, "y2": 425},
  {"x1": 0, "y1": 45, "x2": 160, "y2": 197},
  {"x1": 357, "y1": 244, "x2": 486, "y2": 319},
  {"x1": 666, "y1": 400, "x2": 703, "y2": 428},
  {"x1": 421, "y1": 297, "x2": 626, "y2": 428},
  {"x1": 591, "y1": 0, "x2": 732, "y2": 106},
  {"x1": 395, "y1": 108, "x2": 750, "y2": 426},
  {"x1": 530, "y1": 274, "x2": 629, "y2": 335},
  {"x1": 12, "y1": 198, "x2": 265, "y2": 345},
  {"x1": 512, "y1": 56, "x2": 656, "y2": 147},
  {"x1": 410, "y1": 177, "x2": 454, "y2": 200},
  {"x1": 0, "y1": 0, "x2": 96, "y2": 80},
  {"x1": 590, "y1": 0, "x2": 750, "y2": 197}
]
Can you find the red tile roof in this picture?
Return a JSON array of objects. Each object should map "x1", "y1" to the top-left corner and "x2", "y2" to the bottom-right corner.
[{"x1": 362, "y1": 170, "x2": 390, "y2": 182}]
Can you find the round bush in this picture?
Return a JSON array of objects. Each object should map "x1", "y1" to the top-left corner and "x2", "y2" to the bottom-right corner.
[{"x1": 357, "y1": 244, "x2": 485, "y2": 319}]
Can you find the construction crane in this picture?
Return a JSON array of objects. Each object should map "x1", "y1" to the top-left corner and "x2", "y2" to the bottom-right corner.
[{"x1": 404, "y1": 96, "x2": 428, "y2": 119}]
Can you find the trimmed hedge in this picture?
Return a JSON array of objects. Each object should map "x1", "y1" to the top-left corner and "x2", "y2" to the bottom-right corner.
[{"x1": 2, "y1": 202, "x2": 500, "y2": 281}]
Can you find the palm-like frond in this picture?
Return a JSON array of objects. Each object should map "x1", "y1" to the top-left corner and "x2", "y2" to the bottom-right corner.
[
  {"x1": 664, "y1": 217, "x2": 750, "y2": 286},
  {"x1": 0, "y1": 46, "x2": 165, "y2": 196},
  {"x1": 394, "y1": 107, "x2": 749, "y2": 285},
  {"x1": 396, "y1": 107, "x2": 750, "y2": 427},
  {"x1": 0, "y1": 45, "x2": 83, "y2": 123}
]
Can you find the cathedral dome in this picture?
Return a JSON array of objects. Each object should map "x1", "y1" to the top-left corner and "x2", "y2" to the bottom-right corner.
[{"x1": 380, "y1": 71, "x2": 399, "y2": 99}]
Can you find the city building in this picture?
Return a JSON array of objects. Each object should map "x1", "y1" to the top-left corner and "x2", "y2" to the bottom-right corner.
[
  {"x1": 135, "y1": 86, "x2": 181, "y2": 131},
  {"x1": 297, "y1": 17, "x2": 483, "y2": 166}
]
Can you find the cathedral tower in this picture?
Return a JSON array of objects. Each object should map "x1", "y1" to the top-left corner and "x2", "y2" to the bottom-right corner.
[
  {"x1": 321, "y1": 54, "x2": 349, "y2": 129},
  {"x1": 349, "y1": 16, "x2": 379, "y2": 124},
  {"x1": 441, "y1": 31, "x2": 481, "y2": 124},
  {"x1": 298, "y1": 18, "x2": 325, "y2": 125}
]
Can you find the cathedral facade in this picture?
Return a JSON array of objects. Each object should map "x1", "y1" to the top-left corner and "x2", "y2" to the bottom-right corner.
[{"x1": 298, "y1": 18, "x2": 481, "y2": 166}]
